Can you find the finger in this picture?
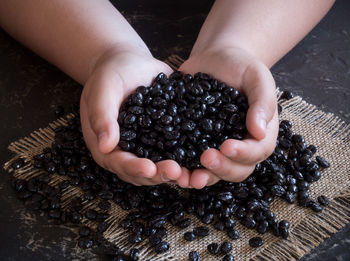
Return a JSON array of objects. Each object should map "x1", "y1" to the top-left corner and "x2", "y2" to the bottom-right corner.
[
  {"x1": 108, "y1": 150, "x2": 157, "y2": 179},
  {"x1": 155, "y1": 160, "x2": 182, "y2": 182},
  {"x1": 81, "y1": 98, "x2": 158, "y2": 183},
  {"x1": 190, "y1": 169, "x2": 220, "y2": 189},
  {"x1": 176, "y1": 167, "x2": 191, "y2": 188},
  {"x1": 200, "y1": 148, "x2": 255, "y2": 182},
  {"x1": 83, "y1": 73, "x2": 123, "y2": 154},
  {"x1": 116, "y1": 172, "x2": 158, "y2": 186},
  {"x1": 243, "y1": 63, "x2": 277, "y2": 140},
  {"x1": 220, "y1": 113, "x2": 278, "y2": 164}
]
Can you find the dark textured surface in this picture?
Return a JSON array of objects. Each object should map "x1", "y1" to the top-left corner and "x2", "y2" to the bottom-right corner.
[{"x1": 0, "y1": 0, "x2": 349, "y2": 260}]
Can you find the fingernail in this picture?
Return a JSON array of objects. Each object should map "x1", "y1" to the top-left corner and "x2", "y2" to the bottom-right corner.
[
  {"x1": 98, "y1": 132, "x2": 107, "y2": 146},
  {"x1": 161, "y1": 172, "x2": 170, "y2": 182},
  {"x1": 258, "y1": 117, "x2": 266, "y2": 133},
  {"x1": 208, "y1": 159, "x2": 220, "y2": 169},
  {"x1": 203, "y1": 174, "x2": 210, "y2": 186}
]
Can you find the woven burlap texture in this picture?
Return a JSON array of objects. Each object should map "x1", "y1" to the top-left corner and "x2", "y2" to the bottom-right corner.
[{"x1": 4, "y1": 55, "x2": 350, "y2": 261}]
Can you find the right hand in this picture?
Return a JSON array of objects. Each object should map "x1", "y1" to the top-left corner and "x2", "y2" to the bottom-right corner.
[{"x1": 80, "y1": 48, "x2": 190, "y2": 187}]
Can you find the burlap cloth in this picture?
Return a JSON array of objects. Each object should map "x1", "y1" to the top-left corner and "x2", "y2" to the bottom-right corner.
[{"x1": 4, "y1": 55, "x2": 350, "y2": 261}]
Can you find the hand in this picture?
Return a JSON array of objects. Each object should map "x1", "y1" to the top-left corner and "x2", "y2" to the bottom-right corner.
[
  {"x1": 80, "y1": 48, "x2": 190, "y2": 187},
  {"x1": 179, "y1": 46, "x2": 279, "y2": 188}
]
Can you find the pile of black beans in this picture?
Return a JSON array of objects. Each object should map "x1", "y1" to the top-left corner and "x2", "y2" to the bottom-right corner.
[
  {"x1": 9, "y1": 74, "x2": 330, "y2": 261},
  {"x1": 118, "y1": 71, "x2": 248, "y2": 169}
]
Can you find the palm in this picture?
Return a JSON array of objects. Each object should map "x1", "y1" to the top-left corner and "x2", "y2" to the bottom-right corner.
[
  {"x1": 80, "y1": 51, "x2": 187, "y2": 186},
  {"x1": 178, "y1": 47, "x2": 279, "y2": 188},
  {"x1": 180, "y1": 48, "x2": 255, "y2": 96}
]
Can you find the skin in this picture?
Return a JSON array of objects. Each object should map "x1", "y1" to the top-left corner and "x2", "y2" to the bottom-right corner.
[{"x1": 0, "y1": 0, "x2": 335, "y2": 188}]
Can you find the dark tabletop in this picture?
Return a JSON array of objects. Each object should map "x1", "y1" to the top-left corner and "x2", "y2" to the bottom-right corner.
[{"x1": 0, "y1": 0, "x2": 349, "y2": 260}]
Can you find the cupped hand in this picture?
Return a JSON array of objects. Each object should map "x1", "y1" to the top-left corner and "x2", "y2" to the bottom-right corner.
[
  {"x1": 80, "y1": 48, "x2": 189, "y2": 187},
  {"x1": 179, "y1": 47, "x2": 279, "y2": 188}
]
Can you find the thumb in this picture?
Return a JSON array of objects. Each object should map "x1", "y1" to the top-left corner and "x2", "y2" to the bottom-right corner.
[
  {"x1": 244, "y1": 63, "x2": 277, "y2": 140},
  {"x1": 83, "y1": 72, "x2": 121, "y2": 154}
]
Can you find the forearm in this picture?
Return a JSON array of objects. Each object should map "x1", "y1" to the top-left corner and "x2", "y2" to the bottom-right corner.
[
  {"x1": 0, "y1": 0, "x2": 150, "y2": 84},
  {"x1": 191, "y1": 0, "x2": 335, "y2": 67}
]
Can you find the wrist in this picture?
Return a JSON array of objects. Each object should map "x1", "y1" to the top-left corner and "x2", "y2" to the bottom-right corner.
[
  {"x1": 89, "y1": 43, "x2": 152, "y2": 79},
  {"x1": 189, "y1": 42, "x2": 260, "y2": 66}
]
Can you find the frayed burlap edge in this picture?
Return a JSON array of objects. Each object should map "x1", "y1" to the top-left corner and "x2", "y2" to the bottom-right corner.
[{"x1": 3, "y1": 54, "x2": 350, "y2": 261}]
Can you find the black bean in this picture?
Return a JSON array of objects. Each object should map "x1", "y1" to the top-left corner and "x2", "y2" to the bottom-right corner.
[
  {"x1": 50, "y1": 197, "x2": 61, "y2": 209},
  {"x1": 98, "y1": 222, "x2": 109, "y2": 233},
  {"x1": 149, "y1": 234, "x2": 162, "y2": 246},
  {"x1": 59, "y1": 180, "x2": 70, "y2": 190},
  {"x1": 70, "y1": 211, "x2": 83, "y2": 224},
  {"x1": 177, "y1": 218, "x2": 191, "y2": 228},
  {"x1": 271, "y1": 185, "x2": 286, "y2": 197},
  {"x1": 129, "y1": 248, "x2": 140, "y2": 261},
  {"x1": 249, "y1": 237, "x2": 264, "y2": 248},
  {"x1": 217, "y1": 191, "x2": 233, "y2": 202},
  {"x1": 223, "y1": 104, "x2": 238, "y2": 113},
  {"x1": 124, "y1": 114, "x2": 137, "y2": 125},
  {"x1": 189, "y1": 251, "x2": 200, "y2": 261},
  {"x1": 156, "y1": 227, "x2": 168, "y2": 238},
  {"x1": 11, "y1": 158, "x2": 25, "y2": 169},
  {"x1": 207, "y1": 243, "x2": 220, "y2": 255},
  {"x1": 309, "y1": 202, "x2": 323, "y2": 212},
  {"x1": 98, "y1": 200, "x2": 111, "y2": 211},
  {"x1": 297, "y1": 180, "x2": 310, "y2": 191},
  {"x1": 154, "y1": 241, "x2": 170, "y2": 254},
  {"x1": 280, "y1": 226, "x2": 289, "y2": 239},
  {"x1": 182, "y1": 120, "x2": 196, "y2": 132},
  {"x1": 280, "y1": 90, "x2": 295, "y2": 100},
  {"x1": 223, "y1": 254, "x2": 235, "y2": 261},
  {"x1": 78, "y1": 237, "x2": 94, "y2": 249},
  {"x1": 227, "y1": 228, "x2": 240, "y2": 240},
  {"x1": 128, "y1": 232, "x2": 143, "y2": 244},
  {"x1": 257, "y1": 220, "x2": 269, "y2": 234},
  {"x1": 14, "y1": 179, "x2": 26, "y2": 192},
  {"x1": 284, "y1": 192, "x2": 296, "y2": 204},
  {"x1": 279, "y1": 220, "x2": 290, "y2": 229},
  {"x1": 220, "y1": 241, "x2": 232, "y2": 254},
  {"x1": 316, "y1": 156, "x2": 330, "y2": 168},
  {"x1": 317, "y1": 195, "x2": 329, "y2": 206},
  {"x1": 79, "y1": 226, "x2": 91, "y2": 237},
  {"x1": 54, "y1": 105, "x2": 64, "y2": 117},
  {"x1": 98, "y1": 190, "x2": 114, "y2": 200},
  {"x1": 193, "y1": 226, "x2": 210, "y2": 237},
  {"x1": 45, "y1": 162, "x2": 56, "y2": 174},
  {"x1": 184, "y1": 231, "x2": 196, "y2": 241},
  {"x1": 241, "y1": 216, "x2": 256, "y2": 229},
  {"x1": 120, "y1": 130, "x2": 137, "y2": 141},
  {"x1": 84, "y1": 191, "x2": 95, "y2": 201},
  {"x1": 201, "y1": 213, "x2": 214, "y2": 224}
]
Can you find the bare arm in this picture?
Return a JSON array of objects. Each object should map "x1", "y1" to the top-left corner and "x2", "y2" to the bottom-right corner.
[
  {"x1": 0, "y1": 0, "x2": 187, "y2": 187},
  {"x1": 192, "y1": 0, "x2": 335, "y2": 67},
  {"x1": 0, "y1": 0, "x2": 150, "y2": 84},
  {"x1": 179, "y1": 0, "x2": 335, "y2": 187}
]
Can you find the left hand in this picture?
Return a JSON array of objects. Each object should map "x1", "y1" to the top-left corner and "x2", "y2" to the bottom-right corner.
[{"x1": 178, "y1": 46, "x2": 279, "y2": 189}]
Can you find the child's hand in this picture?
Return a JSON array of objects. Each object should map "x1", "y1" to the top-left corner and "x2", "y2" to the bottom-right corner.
[
  {"x1": 80, "y1": 49, "x2": 189, "y2": 187},
  {"x1": 179, "y1": 46, "x2": 279, "y2": 188}
]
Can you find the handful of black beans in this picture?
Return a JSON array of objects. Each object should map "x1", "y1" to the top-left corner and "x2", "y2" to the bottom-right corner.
[
  {"x1": 9, "y1": 72, "x2": 331, "y2": 261},
  {"x1": 118, "y1": 71, "x2": 248, "y2": 169}
]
